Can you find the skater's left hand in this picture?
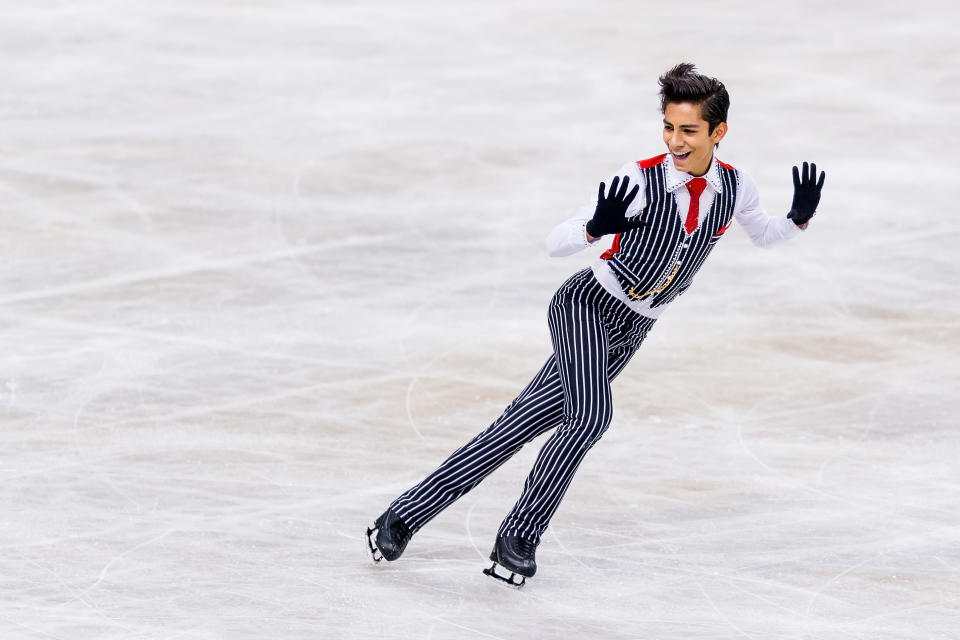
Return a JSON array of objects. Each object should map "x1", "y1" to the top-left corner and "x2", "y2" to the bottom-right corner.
[{"x1": 787, "y1": 161, "x2": 825, "y2": 226}]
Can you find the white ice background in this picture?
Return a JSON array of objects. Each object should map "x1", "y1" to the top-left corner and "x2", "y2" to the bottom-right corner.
[{"x1": 1, "y1": 1, "x2": 958, "y2": 638}]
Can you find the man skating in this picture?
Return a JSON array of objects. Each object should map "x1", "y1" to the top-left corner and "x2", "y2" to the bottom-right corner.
[{"x1": 366, "y1": 63, "x2": 825, "y2": 588}]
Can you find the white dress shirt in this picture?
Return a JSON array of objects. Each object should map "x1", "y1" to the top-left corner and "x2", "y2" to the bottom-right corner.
[{"x1": 545, "y1": 153, "x2": 802, "y2": 318}]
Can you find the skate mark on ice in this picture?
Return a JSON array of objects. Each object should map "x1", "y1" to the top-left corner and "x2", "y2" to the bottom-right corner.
[
  {"x1": 0, "y1": 518, "x2": 135, "y2": 552},
  {"x1": 697, "y1": 582, "x2": 759, "y2": 640},
  {"x1": 69, "y1": 357, "x2": 145, "y2": 512},
  {"x1": 404, "y1": 353, "x2": 451, "y2": 444},
  {"x1": 75, "y1": 527, "x2": 181, "y2": 601},
  {"x1": 545, "y1": 528, "x2": 589, "y2": 569},
  {"x1": 734, "y1": 400, "x2": 956, "y2": 517},
  {"x1": 735, "y1": 407, "x2": 865, "y2": 509},
  {"x1": 575, "y1": 508, "x2": 828, "y2": 555},
  {"x1": 722, "y1": 575, "x2": 806, "y2": 617},
  {"x1": 0, "y1": 242, "x2": 360, "y2": 306},
  {"x1": 396, "y1": 278, "x2": 453, "y2": 444},
  {"x1": 802, "y1": 552, "x2": 878, "y2": 625},
  {"x1": 464, "y1": 500, "x2": 487, "y2": 561},
  {"x1": 838, "y1": 591, "x2": 960, "y2": 627},
  {"x1": 382, "y1": 568, "x2": 467, "y2": 600},
  {"x1": 934, "y1": 555, "x2": 958, "y2": 571},
  {"x1": 89, "y1": 378, "x2": 365, "y2": 431},
  {"x1": 0, "y1": 309, "x2": 383, "y2": 373},
  {"x1": 434, "y1": 616, "x2": 511, "y2": 640},
  {"x1": 18, "y1": 553, "x2": 142, "y2": 635}
]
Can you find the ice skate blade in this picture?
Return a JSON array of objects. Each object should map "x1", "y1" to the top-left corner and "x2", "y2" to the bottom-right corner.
[
  {"x1": 365, "y1": 525, "x2": 384, "y2": 564},
  {"x1": 483, "y1": 562, "x2": 526, "y2": 589}
]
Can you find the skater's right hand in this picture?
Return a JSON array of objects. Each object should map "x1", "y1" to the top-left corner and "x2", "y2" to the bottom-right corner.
[{"x1": 585, "y1": 175, "x2": 647, "y2": 239}]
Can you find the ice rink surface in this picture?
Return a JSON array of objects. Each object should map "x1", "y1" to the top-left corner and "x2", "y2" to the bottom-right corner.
[{"x1": 1, "y1": 1, "x2": 958, "y2": 638}]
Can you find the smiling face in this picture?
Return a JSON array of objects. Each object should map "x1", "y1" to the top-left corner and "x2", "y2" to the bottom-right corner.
[{"x1": 662, "y1": 102, "x2": 728, "y2": 177}]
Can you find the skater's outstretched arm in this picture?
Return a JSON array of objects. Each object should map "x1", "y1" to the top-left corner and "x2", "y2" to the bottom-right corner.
[{"x1": 734, "y1": 162, "x2": 826, "y2": 248}]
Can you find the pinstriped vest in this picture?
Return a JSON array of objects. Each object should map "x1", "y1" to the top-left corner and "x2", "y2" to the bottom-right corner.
[{"x1": 601, "y1": 154, "x2": 740, "y2": 308}]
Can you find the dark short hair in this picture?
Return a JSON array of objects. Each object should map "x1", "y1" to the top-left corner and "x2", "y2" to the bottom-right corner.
[{"x1": 658, "y1": 63, "x2": 729, "y2": 133}]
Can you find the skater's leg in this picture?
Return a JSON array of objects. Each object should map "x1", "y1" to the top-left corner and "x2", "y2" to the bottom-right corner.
[
  {"x1": 390, "y1": 354, "x2": 566, "y2": 533},
  {"x1": 497, "y1": 301, "x2": 636, "y2": 544}
]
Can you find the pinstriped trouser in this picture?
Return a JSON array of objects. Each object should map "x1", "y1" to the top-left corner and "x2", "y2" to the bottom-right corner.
[{"x1": 391, "y1": 268, "x2": 657, "y2": 545}]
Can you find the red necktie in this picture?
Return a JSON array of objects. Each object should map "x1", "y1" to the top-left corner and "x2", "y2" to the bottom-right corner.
[{"x1": 684, "y1": 177, "x2": 707, "y2": 233}]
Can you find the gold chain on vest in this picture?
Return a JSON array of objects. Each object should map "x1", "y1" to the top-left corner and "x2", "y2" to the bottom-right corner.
[{"x1": 627, "y1": 263, "x2": 680, "y2": 300}]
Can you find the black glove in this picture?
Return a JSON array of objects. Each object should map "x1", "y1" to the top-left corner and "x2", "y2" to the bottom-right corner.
[
  {"x1": 787, "y1": 161, "x2": 825, "y2": 225},
  {"x1": 585, "y1": 175, "x2": 646, "y2": 238}
]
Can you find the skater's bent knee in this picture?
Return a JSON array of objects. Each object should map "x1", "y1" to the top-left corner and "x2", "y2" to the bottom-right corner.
[{"x1": 558, "y1": 412, "x2": 612, "y2": 442}]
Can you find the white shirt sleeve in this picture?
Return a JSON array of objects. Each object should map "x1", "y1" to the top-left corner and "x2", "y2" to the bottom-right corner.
[
  {"x1": 545, "y1": 162, "x2": 647, "y2": 257},
  {"x1": 734, "y1": 169, "x2": 803, "y2": 248}
]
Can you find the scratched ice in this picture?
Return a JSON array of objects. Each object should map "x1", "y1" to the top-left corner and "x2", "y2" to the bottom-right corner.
[{"x1": 1, "y1": 1, "x2": 958, "y2": 639}]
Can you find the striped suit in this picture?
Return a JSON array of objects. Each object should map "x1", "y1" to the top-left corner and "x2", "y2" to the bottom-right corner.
[{"x1": 388, "y1": 153, "x2": 793, "y2": 547}]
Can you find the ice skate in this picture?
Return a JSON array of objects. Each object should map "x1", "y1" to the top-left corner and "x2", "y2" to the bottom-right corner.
[
  {"x1": 483, "y1": 534, "x2": 537, "y2": 588},
  {"x1": 365, "y1": 508, "x2": 412, "y2": 563}
]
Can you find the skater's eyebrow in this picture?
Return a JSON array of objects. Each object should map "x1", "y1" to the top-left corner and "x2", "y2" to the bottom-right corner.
[{"x1": 663, "y1": 118, "x2": 700, "y2": 130}]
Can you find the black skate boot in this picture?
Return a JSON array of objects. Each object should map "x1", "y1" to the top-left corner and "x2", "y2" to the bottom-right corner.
[
  {"x1": 483, "y1": 534, "x2": 537, "y2": 588},
  {"x1": 366, "y1": 508, "x2": 412, "y2": 563}
]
